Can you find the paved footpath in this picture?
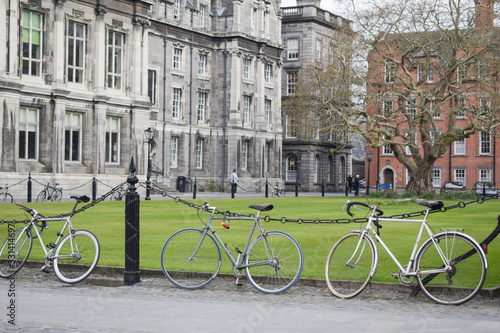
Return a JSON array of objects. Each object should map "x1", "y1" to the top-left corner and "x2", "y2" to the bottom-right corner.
[{"x1": 1, "y1": 268, "x2": 499, "y2": 333}]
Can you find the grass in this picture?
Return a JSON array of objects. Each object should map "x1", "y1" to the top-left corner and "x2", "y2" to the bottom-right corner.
[{"x1": 1, "y1": 196, "x2": 499, "y2": 288}]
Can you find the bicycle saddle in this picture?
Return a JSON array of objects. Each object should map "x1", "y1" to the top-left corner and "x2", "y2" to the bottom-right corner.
[
  {"x1": 418, "y1": 200, "x2": 443, "y2": 210},
  {"x1": 248, "y1": 203, "x2": 274, "y2": 212},
  {"x1": 70, "y1": 195, "x2": 90, "y2": 203}
]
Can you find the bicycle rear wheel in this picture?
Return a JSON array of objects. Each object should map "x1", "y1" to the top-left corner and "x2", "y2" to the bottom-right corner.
[
  {"x1": 245, "y1": 231, "x2": 303, "y2": 294},
  {"x1": 51, "y1": 189, "x2": 63, "y2": 202},
  {"x1": 325, "y1": 232, "x2": 376, "y2": 299},
  {"x1": 0, "y1": 193, "x2": 13, "y2": 203},
  {"x1": 53, "y1": 230, "x2": 100, "y2": 283},
  {"x1": 161, "y1": 228, "x2": 221, "y2": 290},
  {"x1": 0, "y1": 227, "x2": 33, "y2": 278},
  {"x1": 36, "y1": 190, "x2": 47, "y2": 202},
  {"x1": 415, "y1": 232, "x2": 487, "y2": 305}
]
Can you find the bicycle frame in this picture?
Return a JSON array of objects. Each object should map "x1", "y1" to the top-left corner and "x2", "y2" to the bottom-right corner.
[
  {"x1": 194, "y1": 206, "x2": 271, "y2": 270},
  {"x1": 358, "y1": 206, "x2": 456, "y2": 278}
]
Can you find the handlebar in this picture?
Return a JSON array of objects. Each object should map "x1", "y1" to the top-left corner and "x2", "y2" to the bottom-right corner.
[
  {"x1": 15, "y1": 202, "x2": 46, "y2": 218},
  {"x1": 345, "y1": 201, "x2": 384, "y2": 218}
]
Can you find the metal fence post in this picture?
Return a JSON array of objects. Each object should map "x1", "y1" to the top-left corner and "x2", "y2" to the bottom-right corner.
[
  {"x1": 27, "y1": 172, "x2": 32, "y2": 203},
  {"x1": 92, "y1": 177, "x2": 97, "y2": 201},
  {"x1": 193, "y1": 178, "x2": 197, "y2": 199},
  {"x1": 124, "y1": 157, "x2": 140, "y2": 286}
]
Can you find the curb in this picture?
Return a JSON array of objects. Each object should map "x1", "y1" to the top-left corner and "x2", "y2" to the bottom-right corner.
[{"x1": 24, "y1": 261, "x2": 499, "y2": 299}]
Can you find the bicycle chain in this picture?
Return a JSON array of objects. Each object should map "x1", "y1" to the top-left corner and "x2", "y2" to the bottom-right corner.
[{"x1": 0, "y1": 183, "x2": 126, "y2": 225}]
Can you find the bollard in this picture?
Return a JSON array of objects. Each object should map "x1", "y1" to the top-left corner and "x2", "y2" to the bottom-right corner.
[
  {"x1": 322, "y1": 183, "x2": 325, "y2": 197},
  {"x1": 295, "y1": 182, "x2": 298, "y2": 197},
  {"x1": 265, "y1": 179, "x2": 268, "y2": 198},
  {"x1": 92, "y1": 177, "x2": 97, "y2": 201},
  {"x1": 345, "y1": 183, "x2": 348, "y2": 196},
  {"x1": 193, "y1": 178, "x2": 197, "y2": 199},
  {"x1": 27, "y1": 173, "x2": 32, "y2": 203},
  {"x1": 124, "y1": 157, "x2": 140, "y2": 286}
]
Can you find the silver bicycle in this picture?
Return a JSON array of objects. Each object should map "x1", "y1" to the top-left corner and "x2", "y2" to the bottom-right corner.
[
  {"x1": 161, "y1": 202, "x2": 303, "y2": 294},
  {"x1": 325, "y1": 200, "x2": 488, "y2": 305},
  {"x1": 0, "y1": 195, "x2": 100, "y2": 283}
]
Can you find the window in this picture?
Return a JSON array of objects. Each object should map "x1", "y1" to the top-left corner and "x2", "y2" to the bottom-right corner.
[
  {"x1": 242, "y1": 141, "x2": 248, "y2": 170},
  {"x1": 454, "y1": 138, "x2": 466, "y2": 155},
  {"x1": 195, "y1": 139, "x2": 203, "y2": 169},
  {"x1": 454, "y1": 169, "x2": 465, "y2": 184},
  {"x1": 430, "y1": 101, "x2": 440, "y2": 119},
  {"x1": 406, "y1": 131, "x2": 417, "y2": 155},
  {"x1": 197, "y1": 92, "x2": 206, "y2": 123},
  {"x1": 383, "y1": 100, "x2": 393, "y2": 117},
  {"x1": 22, "y1": 10, "x2": 42, "y2": 76},
  {"x1": 457, "y1": 97, "x2": 466, "y2": 118},
  {"x1": 285, "y1": 115, "x2": 297, "y2": 138},
  {"x1": 105, "y1": 117, "x2": 120, "y2": 163},
  {"x1": 286, "y1": 156, "x2": 297, "y2": 182},
  {"x1": 457, "y1": 63, "x2": 467, "y2": 82},
  {"x1": 480, "y1": 131, "x2": 491, "y2": 154},
  {"x1": 170, "y1": 137, "x2": 178, "y2": 168},
  {"x1": 173, "y1": 48, "x2": 182, "y2": 70},
  {"x1": 19, "y1": 107, "x2": 39, "y2": 160},
  {"x1": 433, "y1": 169, "x2": 441, "y2": 187},
  {"x1": 148, "y1": 70, "x2": 157, "y2": 104},
  {"x1": 198, "y1": 53, "x2": 207, "y2": 75},
  {"x1": 480, "y1": 169, "x2": 491, "y2": 182},
  {"x1": 173, "y1": 0, "x2": 180, "y2": 20},
  {"x1": 264, "y1": 64, "x2": 272, "y2": 84},
  {"x1": 199, "y1": 5, "x2": 205, "y2": 27},
  {"x1": 383, "y1": 144, "x2": 393, "y2": 155},
  {"x1": 243, "y1": 58, "x2": 251, "y2": 79},
  {"x1": 287, "y1": 72, "x2": 297, "y2": 96},
  {"x1": 478, "y1": 61, "x2": 488, "y2": 79},
  {"x1": 287, "y1": 39, "x2": 299, "y2": 60},
  {"x1": 107, "y1": 31, "x2": 123, "y2": 89},
  {"x1": 427, "y1": 63, "x2": 434, "y2": 82},
  {"x1": 67, "y1": 21, "x2": 86, "y2": 83},
  {"x1": 417, "y1": 64, "x2": 424, "y2": 81},
  {"x1": 264, "y1": 99, "x2": 271, "y2": 127},
  {"x1": 385, "y1": 60, "x2": 394, "y2": 83},
  {"x1": 314, "y1": 156, "x2": 320, "y2": 183},
  {"x1": 265, "y1": 142, "x2": 271, "y2": 173},
  {"x1": 251, "y1": 8, "x2": 257, "y2": 32},
  {"x1": 243, "y1": 95, "x2": 251, "y2": 124},
  {"x1": 327, "y1": 156, "x2": 332, "y2": 182},
  {"x1": 406, "y1": 99, "x2": 416, "y2": 116},
  {"x1": 65, "y1": 112, "x2": 81, "y2": 162},
  {"x1": 315, "y1": 40, "x2": 322, "y2": 60},
  {"x1": 172, "y1": 88, "x2": 182, "y2": 119},
  {"x1": 479, "y1": 97, "x2": 489, "y2": 115}
]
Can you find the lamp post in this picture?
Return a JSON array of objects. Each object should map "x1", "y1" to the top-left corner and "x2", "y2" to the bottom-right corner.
[
  {"x1": 366, "y1": 151, "x2": 373, "y2": 196},
  {"x1": 144, "y1": 127, "x2": 155, "y2": 200}
]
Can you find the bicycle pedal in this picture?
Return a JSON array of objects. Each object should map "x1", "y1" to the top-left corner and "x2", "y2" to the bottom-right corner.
[
  {"x1": 234, "y1": 278, "x2": 243, "y2": 287},
  {"x1": 40, "y1": 265, "x2": 51, "y2": 273},
  {"x1": 46, "y1": 243, "x2": 56, "y2": 249},
  {"x1": 390, "y1": 272, "x2": 398, "y2": 279}
]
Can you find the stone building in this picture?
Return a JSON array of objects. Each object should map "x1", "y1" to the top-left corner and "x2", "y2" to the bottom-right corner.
[
  {"x1": 281, "y1": 0, "x2": 353, "y2": 192},
  {"x1": 0, "y1": 0, "x2": 284, "y2": 196}
]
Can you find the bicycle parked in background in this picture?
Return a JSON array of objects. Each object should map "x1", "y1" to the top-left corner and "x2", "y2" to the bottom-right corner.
[
  {"x1": 0, "y1": 186, "x2": 13, "y2": 203},
  {"x1": 271, "y1": 184, "x2": 285, "y2": 197},
  {"x1": 161, "y1": 202, "x2": 303, "y2": 294},
  {"x1": 110, "y1": 184, "x2": 126, "y2": 201},
  {"x1": 37, "y1": 182, "x2": 63, "y2": 202},
  {"x1": 325, "y1": 200, "x2": 488, "y2": 305},
  {"x1": 0, "y1": 195, "x2": 100, "y2": 283}
]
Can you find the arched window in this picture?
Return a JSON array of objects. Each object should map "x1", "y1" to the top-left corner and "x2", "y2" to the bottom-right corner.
[
  {"x1": 339, "y1": 156, "x2": 345, "y2": 183},
  {"x1": 286, "y1": 156, "x2": 297, "y2": 181},
  {"x1": 314, "y1": 155, "x2": 320, "y2": 183},
  {"x1": 327, "y1": 156, "x2": 333, "y2": 183}
]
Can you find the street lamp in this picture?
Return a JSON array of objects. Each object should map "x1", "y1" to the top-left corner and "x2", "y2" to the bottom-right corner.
[
  {"x1": 366, "y1": 151, "x2": 373, "y2": 196},
  {"x1": 144, "y1": 127, "x2": 155, "y2": 200}
]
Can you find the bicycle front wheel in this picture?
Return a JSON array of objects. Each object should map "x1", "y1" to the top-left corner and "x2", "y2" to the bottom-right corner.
[
  {"x1": 53, "y1": 230, "x2": 100, "y2": 284},
  {"x1": 36, "y1": 190, "x2": 47, "y2": 202},
  {"x1": 245, "y1": 231, "x2": 303, "y2": 294},
  {"x1": 161, "y1": 228, "x2": 221, "y2": 290},
  {"x1": 0, "y1": 193, "x2": 13, "y2": 203},
  {"x1": 325, "y1": 232, "x2": 376, "y2": 299},
  {"x1": 51, "y1": 189, "x2": 63, "y2": 202},
  {"x1": 110, "y1": 191, "x2": 123, "y2": 201},
  {"x1": 415, "y1": 232, "x2": 487, "y2": 305},
  {"x1": 0, "y1": 227, "x2": 33, "y2": 278}
]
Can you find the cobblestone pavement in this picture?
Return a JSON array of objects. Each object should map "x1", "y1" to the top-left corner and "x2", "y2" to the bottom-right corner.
[{"x1": 1, "y1": 268, "x2": 499, "y2": 332}]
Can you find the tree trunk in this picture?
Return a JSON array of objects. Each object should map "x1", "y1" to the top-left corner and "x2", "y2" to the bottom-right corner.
[{"x1": 406, "y1": 164, "x2": 434, "y2": 195}]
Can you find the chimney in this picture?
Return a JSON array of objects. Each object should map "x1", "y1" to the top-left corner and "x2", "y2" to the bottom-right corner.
[{"x1": 475, "y1": 0, "x2": 494, "y2": 33}]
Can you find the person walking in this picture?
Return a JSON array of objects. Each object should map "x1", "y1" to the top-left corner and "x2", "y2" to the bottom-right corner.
[
  {"x1": 353, "y1": 175, "x2": 360, "y2": 196},
  {"x1": 230, "y1": 170, "x2": 238, "y2": 195},
  {"x1": 347, "y1": 175, "x2": 353, "y2": 193}
]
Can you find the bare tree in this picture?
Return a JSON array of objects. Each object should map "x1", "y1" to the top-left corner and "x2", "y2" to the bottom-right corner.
[{"x1": 291, "y1": 0, "x2": 500, "y2": 195}]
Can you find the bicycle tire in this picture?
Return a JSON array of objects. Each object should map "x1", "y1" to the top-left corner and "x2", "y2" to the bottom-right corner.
[
  {"x1": 0, "y1": 227, "x2": 33, "y2": 278},
  {"x1": 161, "y1": 228, "x2": 221, "y2": 290},
  {"x1": 110, "y1": 191, "x2": 123, "y2": 201},
  {"x1": 52, "y1": 189, "x2": 63, "y2": 202},
  {"x1": 245, "y1": 231, "x2": 303, "y2": 294},
  {"x1": 415, "y1": 232, "x2": 487, "y2": 305},
  {"x1": 325, "y1": 232, "x2": 377, "y2": 299},
  {"x1": 53, "y1": 230, "x2": 100, "y2": 284},
  {"x1": 1, "y1": 193, "x2": 13, "y2": 203},
  {"x1": 36, "y1": 190, "x2": 47, "y2": 202}
]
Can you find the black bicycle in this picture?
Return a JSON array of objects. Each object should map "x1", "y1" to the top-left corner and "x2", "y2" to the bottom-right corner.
[{"x1": 37, "y1": 182, "x2": 63, "y2": 202}]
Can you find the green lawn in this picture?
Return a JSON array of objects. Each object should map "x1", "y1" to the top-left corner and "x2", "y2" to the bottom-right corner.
[{"x1": 1, "y1": 196, "x2": 499, "y2": 288}]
